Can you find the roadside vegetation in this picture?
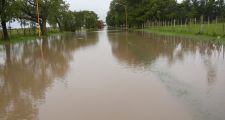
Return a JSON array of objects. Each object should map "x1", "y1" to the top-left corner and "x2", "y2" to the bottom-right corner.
[
  {"x1": 0, "y1": 0, "x2": 103, "y2": 41},
  {"x1": 106, "y1": 0, "x2": 225, "y2": 40},
  {"x1": 142, "y1": 22, "x2": 225, "y2": 39},
  {"x1": 0, "y1": 28, "x2": 60, "y2": 43}
]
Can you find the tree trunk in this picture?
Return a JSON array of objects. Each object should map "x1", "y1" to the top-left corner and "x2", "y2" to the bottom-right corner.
[
  {"x1": 1, "y1": 21, "x2": 9, "y2": 40},
  {"x1": 1, "y1": 0, "x2": 9, "y2": 40},
  {"x1": 41, "y1": 18, "x2": 47, "y2": 35},
  {"x1": 55, "y1": 17, "x2": 63, "y2": 32}
]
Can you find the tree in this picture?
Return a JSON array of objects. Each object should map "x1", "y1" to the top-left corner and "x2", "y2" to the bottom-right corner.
[
  {"x1": 106, "y1": 0, "x2": 225, "y2": 27},
  {"x1": 20, "y1": 0, "x2": 68, "y2": 35},
  {"x1": 19, "y1": 19, "x2": 29, "y2": 35},
  {"x1": 61, "y1": 10, "x2": 99, "y2": 32},
  {"x1": 47, "y1": 0, "x2": 69, "y2": 32},
  {"x1": 82, "y1": 11, "x2": 98, "y2": 29},
  {"x1": 0, "y1": 0, "x2": 20, "y2": 40}
]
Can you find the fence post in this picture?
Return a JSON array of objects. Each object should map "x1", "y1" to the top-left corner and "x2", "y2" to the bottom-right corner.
[
  {"x1": 189, "y1": 18, "x2": 192, "y2": 32},
  {"x1": 0, "y1": 30, "x2": 2, "y2": 39},
  {"x1": 181, "y1": 19, "x2": 183, "y2": 28},
  {"x1": 174, "y1": 19, "x2": 175, "y2": 27},
  {"x1": 17, "y1": 29, "x2": 19, "y2": 35},
  {"x1": 185, "y1": 18, "x2": 187, "y2": 28},
  {"x1": 216, "y1": 16, "x2": 218, "y2": 25},
  {"x1": 208, "y1": 17, "x2": 210, "y2": 26},
  {"x1": 223, "y1": 23, "x2": 225, "y2": 36},
  {"x1": 216, "y1": 16, "x2": 218, "y2": 35},
  {"x1": 190, "y1": 18, "x2": 192, "y2": 25},
  {"x1": 195, "y1": 18, "x2": 197, "y2": 27},
  {"x1": 200, "y1": 15, "x2": 204, "y2": 34}
]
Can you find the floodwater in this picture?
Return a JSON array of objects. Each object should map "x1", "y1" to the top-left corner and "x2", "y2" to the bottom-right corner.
[{"x1": 0, "y1": 28, "x2": 225, "y2": 120}]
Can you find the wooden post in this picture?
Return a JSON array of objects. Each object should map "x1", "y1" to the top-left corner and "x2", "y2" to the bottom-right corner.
[
  {"x1": 223, "y1": 23, "x2": 225, "y2": 36},
  {"x1": 125, "y1": 5, "x2": 128, "y2": 30},
  {"x1": 215, "y1": 16, "x2": 218, "y2": 35},
  {"x1": 216, "y1": 16, "x2": 218, "y2": 25},
  {"x1": 0, "y1": 30, "x2": 2, "y2": 39},
  {"x1": 200, "y1": 15, "x2": 204, "y2": 34},
  {"x1": 189, "y1": 18, "x2": 192, "y2": 33},
  {"x1": 208, "y1": 17, "x2": 210, "y2": 26},
  {"x1": 181, "y1": 19, "x2": 183, "y2": 28},
  {"x1": 36, "y1": 0, "x2": 41, "y2": 37},
  {"x1": 207, "y1": 17, "x2": 210, "y2": 35},
  {"x1": 185, "y1": 18, "x2": 187, "y2": 28},
  {"x1": 195, "y1": 18, "x2": 197, "y2": 27},
  {"x1": 190, "y1": 18, "x2": 192, "y2": 26},
  {"x1": 174, "y1": 19, "x2": 176, "y2": 27}
]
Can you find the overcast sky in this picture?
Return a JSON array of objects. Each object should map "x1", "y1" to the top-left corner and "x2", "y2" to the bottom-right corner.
[{"x1": 65, "y1": 0, "x2": 112, "y2": 21}]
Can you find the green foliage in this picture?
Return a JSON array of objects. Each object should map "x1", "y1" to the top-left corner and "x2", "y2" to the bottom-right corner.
[
  {"x1": 0, "y1": 0, "x2": 20, "y2": 21},
  {"x1": 0, "y1": 0, "x2": 22, "y2": 40},
  {"x1": 0, "y1": 0, "x2": 99, "y2": 41},
  {"x1": 62, "y1": 10, "x2": 98, "y2": 32},
  {"x1": 18, "y1": 0, "x2": 70, "y2": 35},
  {"x1": 107, "y1": 0, "x2": 225, "y2": 28}
]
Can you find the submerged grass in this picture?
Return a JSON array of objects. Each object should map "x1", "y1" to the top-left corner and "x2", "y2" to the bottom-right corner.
[{"x1": 0, "y1": 31, "x2": 64, "y2": 44}]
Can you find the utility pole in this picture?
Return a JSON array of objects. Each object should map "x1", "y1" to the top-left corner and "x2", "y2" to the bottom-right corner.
[
  {"x1": 36, "y1": 0, "x2": 41, "y2": 37},
  {"x1": 125, "y1": 5, "x2": 128, "y2": 30}
]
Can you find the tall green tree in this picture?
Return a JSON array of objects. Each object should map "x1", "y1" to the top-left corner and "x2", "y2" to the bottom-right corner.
[
  {"x1": 61, "y1": 10, "x2": 99, "y2": 32},
  {"x1": 106, "y1": 0, "x2": 225, "y2": 27},
  {"x1": 47, "y1": 0, "x2": 69, "y2": 32},
  {"x1": 20, "y1": 0, "x2": 67, "y2": 35},
  {"x1": 0, "y1": 0, "x2": 20, "y2": 40}
]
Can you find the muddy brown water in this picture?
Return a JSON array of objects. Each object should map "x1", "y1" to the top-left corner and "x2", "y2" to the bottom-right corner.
[{"x1": 0, "y1": 28, "x2": 225, "y2": 120}]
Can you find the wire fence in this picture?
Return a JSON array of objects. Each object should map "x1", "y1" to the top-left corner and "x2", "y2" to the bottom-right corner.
[{"x1": 142, "y1": 16, "x2": 225, "y2": 37}]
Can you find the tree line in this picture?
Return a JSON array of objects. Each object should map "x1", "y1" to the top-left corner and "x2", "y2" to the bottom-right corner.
[
  {"x1": 0, "y1": 0, "x2": 100, "y2": 40},
  {"x1": 106, "y1": 0, "x2": 225, "y2": 28}
]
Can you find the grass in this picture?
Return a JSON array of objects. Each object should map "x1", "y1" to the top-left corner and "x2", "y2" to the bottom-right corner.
[
  {"x1": 139, "y1": 23, "x2": 225, "y2": 43},
  {"x1": 0, "y1": 28, "x2": 63, "y2": 44}
]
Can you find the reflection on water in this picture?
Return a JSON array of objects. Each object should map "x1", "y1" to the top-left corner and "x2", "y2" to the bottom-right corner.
[
  {"x1": 0, "y1": 29, "x2": 224, "y2": 120},
  {"x1": 108, "y1": 31, "x2": 225, "y2": 120},
  {"x1": 0, "y1": 32, "x2": 98, "y2": 120}
]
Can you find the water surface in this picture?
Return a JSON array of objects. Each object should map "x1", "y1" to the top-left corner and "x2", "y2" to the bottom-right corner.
[{"x1": 0, "y1": 29, "x2": 225, "y2": 120}]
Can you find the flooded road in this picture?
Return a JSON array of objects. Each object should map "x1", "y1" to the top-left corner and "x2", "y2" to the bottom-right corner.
[{"x1": 0, "y1": 29, "x2": 225, "y2": 120}]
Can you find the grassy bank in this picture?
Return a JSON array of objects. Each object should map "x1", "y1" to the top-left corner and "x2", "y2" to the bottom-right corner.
[
  {"x1": 0, "y1": 28, "x2": 63, "y2": 44},
  {"x1": 139, "y1": 23, "x2": 225, "y2": 42}
]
